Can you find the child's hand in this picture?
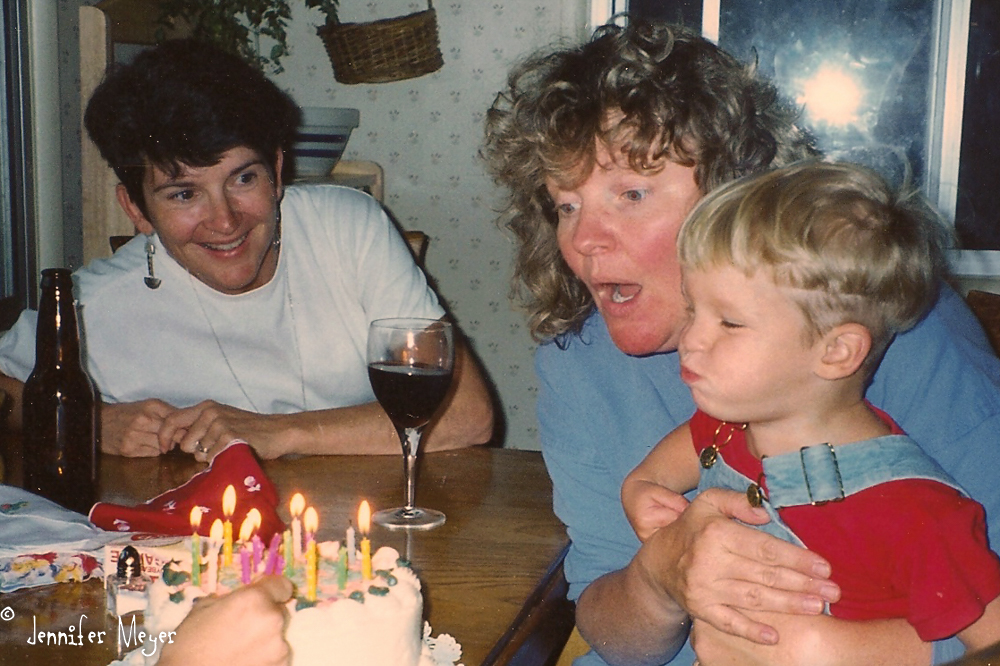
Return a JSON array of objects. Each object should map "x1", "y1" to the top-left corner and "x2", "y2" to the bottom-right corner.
[{"x1": 622, "y1": 478, "x2": 690, "y2": 542}]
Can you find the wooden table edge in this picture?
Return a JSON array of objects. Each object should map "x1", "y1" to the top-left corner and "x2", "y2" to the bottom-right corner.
[{"x1": 481, "y1": 542, "x2": 575, "y2": 666}]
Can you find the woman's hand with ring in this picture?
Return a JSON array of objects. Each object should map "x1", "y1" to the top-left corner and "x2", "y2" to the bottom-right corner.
[{"x1": 159, "y1": 400, "x2": 295, "y2": 461}]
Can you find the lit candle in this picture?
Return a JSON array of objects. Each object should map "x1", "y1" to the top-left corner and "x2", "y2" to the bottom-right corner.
[
  {"x1": 189, "y1": 506, "x2": 203, "y2": 588},
  {"x1": 222, "y1": 485, "x2": 236, "y2": 567},
  {"x1": 290, "y1": 493, "x2": 305, "y2": 563},
  {"x1": 208, "y1": 519, "x2": 223, "y2": 592},
  {"x1": 346, "y1": 521, "x2": 356, "y2": 566},
  {"x1": 238, "y1": 515, "x2": 255, "y2": 585},
  {"x1": 245, "y1": 508, "x2": 263, "y2": 573},
  {"x1": 304, "y1": 506, "x2": 319, "y2": 602},
  {"x1": 359, "y1": 500, "x2": 372, "y2": 581}
]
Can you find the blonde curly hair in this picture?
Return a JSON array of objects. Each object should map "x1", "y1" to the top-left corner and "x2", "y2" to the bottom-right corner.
[
  {"x1": 678, "y1": 160, "x2": 950, "y2": 370},
  {"x1": 482, "y1": 19, "x2": 817, "y2": 342}
]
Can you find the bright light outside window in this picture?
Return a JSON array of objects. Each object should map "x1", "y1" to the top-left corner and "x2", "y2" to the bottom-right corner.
[{"x1": 604, "y1": 0, "x2": 1000, "y2": 275}]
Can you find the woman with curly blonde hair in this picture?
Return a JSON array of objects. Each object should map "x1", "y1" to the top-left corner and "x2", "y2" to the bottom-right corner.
[
  {"x1": 483, "y1": 18, "x2": 1000, "y2": 666},
  {"x1": 484, "y1": 20, "x2": 815, "y2": 341}
]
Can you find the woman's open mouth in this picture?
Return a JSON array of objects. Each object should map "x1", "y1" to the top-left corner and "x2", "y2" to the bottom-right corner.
[
  {"x1": 201, "y1": 233, "x2": 248, "y2": 252},
  {"x1": 610, "y1": 284, "x2": 639, "y2": 304}
]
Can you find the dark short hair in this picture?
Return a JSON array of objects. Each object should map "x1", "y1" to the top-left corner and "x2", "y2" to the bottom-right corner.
[{"x1": 84, "y1": 39, "x2": 300, "y2": 215}]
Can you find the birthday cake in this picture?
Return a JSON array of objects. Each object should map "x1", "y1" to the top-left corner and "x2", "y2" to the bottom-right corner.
[{"x1": 139, "y1": 544, "x2": 455, "y2": 666}]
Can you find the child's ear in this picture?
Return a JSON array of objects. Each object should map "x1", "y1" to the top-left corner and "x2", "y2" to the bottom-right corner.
[{"x1": 815, "y1": 323, "x2": 871, "y2": 380}]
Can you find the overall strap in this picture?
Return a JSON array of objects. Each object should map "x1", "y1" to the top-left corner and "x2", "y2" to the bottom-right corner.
[{"x1": 762, "y1": 435, "x2": 967, "y2": 509}]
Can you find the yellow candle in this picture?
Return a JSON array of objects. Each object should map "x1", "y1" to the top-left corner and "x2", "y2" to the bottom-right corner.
[
  {"x1": 222, "y1": 485, "x2": 236, "y2": 567},
  {"x1": 290, "y1": 493, "x2": 305, "y2": 563},
  {"x1": 304, "y1": 507, "x2": 319, "y2": 601},
  {"x1": 189, "y1": 506, "x2": 203, "y2": 588},
  {"x1": 359, "y1": 500, "x2": 372, "y2": 581}
]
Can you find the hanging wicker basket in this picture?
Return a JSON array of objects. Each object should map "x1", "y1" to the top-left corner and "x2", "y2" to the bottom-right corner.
[{"x1": 317, "y1": 1, "x2": 444, "y2": 84}]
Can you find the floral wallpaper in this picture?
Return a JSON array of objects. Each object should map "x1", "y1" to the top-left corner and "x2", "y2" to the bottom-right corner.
[{"x1": 274, "y1": 0, "x2": 590, "y2": 449}]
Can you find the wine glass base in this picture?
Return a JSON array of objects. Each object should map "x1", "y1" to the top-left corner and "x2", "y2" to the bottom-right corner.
[{"x1": 373, "y1": 506, "x2": 446, "y2": 531}]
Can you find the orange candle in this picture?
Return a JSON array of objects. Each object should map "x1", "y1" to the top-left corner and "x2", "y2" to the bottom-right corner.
[
  {"x1": 304, "y1": 507, "x2": 319, "y2": 601},
  {"x1": 222, "y1": 485, "x2": 236, "y2": 567},
  {"x1": 359, "y1": 500, "x2": 372, "y2": 581},
  {"x1": 189, "y1": 506, "x2": 203, "y2": 587}
]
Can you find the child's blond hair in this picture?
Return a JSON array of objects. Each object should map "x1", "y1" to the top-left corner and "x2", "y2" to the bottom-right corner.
[{"x1": 678, "y1": 160, "x2": 950, "y2": 369}]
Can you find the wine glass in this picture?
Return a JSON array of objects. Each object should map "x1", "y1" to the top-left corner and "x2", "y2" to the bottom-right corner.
[{"x1": 367, "y1": 318, "x2": 454, "y2": 530}]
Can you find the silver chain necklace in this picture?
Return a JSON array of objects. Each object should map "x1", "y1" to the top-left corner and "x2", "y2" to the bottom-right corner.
[{"x1": 187, "y1": 255, "x2": 308, "y2": 413}]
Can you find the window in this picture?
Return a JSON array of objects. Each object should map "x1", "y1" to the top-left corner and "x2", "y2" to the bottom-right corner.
[
  {"x1": 0, "y1": 0, "x2": 35, "y2": 330},
  {"x1": 599, "y1": 0, "x2": 1000, "y2": 277}
]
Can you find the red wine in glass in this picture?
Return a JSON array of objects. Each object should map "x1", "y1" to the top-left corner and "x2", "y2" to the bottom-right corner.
[
  {"x1": 367, "y1": 362, "x2": 452, "y2": 430},
  {"x1": 367, "y1": 318, "x2": 454, "y2": 530}
]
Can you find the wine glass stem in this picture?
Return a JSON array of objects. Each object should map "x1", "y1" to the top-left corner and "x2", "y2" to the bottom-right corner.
[{"x1": 400, "y1": 426, "x2": 423, "y2": 512}]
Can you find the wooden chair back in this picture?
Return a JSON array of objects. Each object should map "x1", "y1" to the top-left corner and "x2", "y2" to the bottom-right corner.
[{"x1": 965, "y1": 290, "x2": 1000, "y2": 357}]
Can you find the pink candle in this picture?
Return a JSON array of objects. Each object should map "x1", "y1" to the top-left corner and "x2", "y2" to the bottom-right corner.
[
  {"x1": 238, "y1": 515, "x2": 256, "y2": 585},
  {"x1": 264, "y1": 533, "x2": 281, "y2": 575},
  {"x1": 240, "y1": 545, "x2": 251, "y2": 585},
  {"x1": 252, "y1": 534, "x2": 264, "y2": 574}
]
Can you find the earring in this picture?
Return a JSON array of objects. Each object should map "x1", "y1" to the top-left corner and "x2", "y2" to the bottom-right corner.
[
  {"x1": 272, "y1": 211, "x2": 282, "y2": 249},
  {"x1": 144, "y1": 237, "x2": 161, "y2": 289}
]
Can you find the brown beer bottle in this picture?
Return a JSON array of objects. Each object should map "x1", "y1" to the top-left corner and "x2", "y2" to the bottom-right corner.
[{"x1": 22, "y1": 268, "x2": 98, "y2": 514}]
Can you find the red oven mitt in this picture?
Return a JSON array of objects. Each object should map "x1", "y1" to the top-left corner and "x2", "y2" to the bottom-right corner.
[{"x1": 89, "y1": 439, "x2": 285, "y2": 541}]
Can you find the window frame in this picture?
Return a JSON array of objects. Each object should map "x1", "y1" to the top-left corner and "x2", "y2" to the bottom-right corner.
[
  {"x1": 593, "y1": 0, "x2": 1000, "y2": 279},
  {"x1": 0, "y1": 0, "x2": 36, "y2": 330}
]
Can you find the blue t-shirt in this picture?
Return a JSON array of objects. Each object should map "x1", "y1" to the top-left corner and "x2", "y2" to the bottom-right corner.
[{"x1": 536, "y1": 285, "x2": 1000, "y2": 666}]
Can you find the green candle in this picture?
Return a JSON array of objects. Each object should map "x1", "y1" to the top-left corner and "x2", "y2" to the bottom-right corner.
[
  {"x1": 283, "y1": 530, "x2": 294, "y2": 576},
  {"x1": 337, "y1": 544, "x2": 348, "y2": 589}
]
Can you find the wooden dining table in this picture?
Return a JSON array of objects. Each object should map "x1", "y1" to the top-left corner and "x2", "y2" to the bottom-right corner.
[{"x1": 0, "y1": 444, "x2": 574, "y2": 666}]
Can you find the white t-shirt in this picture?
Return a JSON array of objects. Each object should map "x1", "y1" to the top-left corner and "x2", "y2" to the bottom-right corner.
[{"x1": 0, "y1": 184, "x2": 443, "y2": 413}]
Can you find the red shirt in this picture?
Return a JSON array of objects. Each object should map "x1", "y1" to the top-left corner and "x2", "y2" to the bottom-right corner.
[{"x1": 691, "y1": 409, "x2": 1000, "y2": 640}]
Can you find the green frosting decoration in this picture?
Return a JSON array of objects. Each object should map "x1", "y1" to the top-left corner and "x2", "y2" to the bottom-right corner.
[
  {"x1": 348, "y1": 590, "x2": 365, "y2": 603},
  {"x1": 161, "y1": 561, "x2": 191, "y2": 587},
  {"x1": 375, "y1": 570, "x2": 398, "y2": 586},
  {"x1": 368, "y1": 586, "x2": 390, "y2": 596}
]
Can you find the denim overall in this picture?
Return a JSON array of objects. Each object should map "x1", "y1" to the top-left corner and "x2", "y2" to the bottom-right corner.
[{"x1": 697, "y1": 433, "x2": 969, "y2": 615}]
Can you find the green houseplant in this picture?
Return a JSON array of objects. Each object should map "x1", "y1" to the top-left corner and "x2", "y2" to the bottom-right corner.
[{"x1": 156, "y1": 0, "x2": 339, "y2": 73}]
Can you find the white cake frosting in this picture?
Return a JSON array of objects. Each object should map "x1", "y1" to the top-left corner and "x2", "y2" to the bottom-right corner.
[{"x1": 137, "y1": 545, "x2": 444, "y2": 666}]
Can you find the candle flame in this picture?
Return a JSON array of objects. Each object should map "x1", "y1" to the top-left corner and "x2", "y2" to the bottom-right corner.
[
  {"x1": 359, "y1": 500, "x2": 371, "y2": 535},
  {"x1": 238, "y1": 515, "x2": 256, "y2": 542},
  {"x1": 210, "y1": 518, "x2": 224, "y2": 541},
  {"x1": 290, "y1": 492, "x2": 305, "y2": 517},
  {"x1": 247, "y1": 508, "x2": 262, "y2": 530},
  {"x1": 304, "y1": 506, "x2": 319, "y2": 534},
  {"x1": 223, "y1": 485, "x2": 236, "y2": 517},
  {"x1": 189, "y1": 506, "x2": 203, "y2": 530}
]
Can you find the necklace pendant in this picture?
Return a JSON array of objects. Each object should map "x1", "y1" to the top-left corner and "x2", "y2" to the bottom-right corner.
[
  {"x1": 746, "y1": 483, "x2": 765, "y2": 508},
  {"x1": 700, "y1": 447, "x2": 718, "y2": 469}
]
